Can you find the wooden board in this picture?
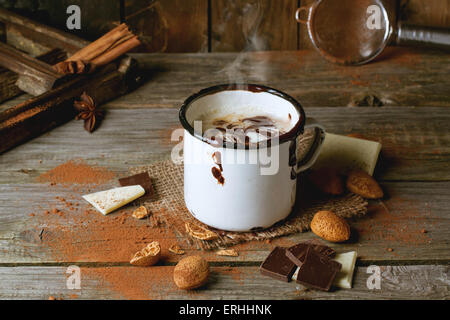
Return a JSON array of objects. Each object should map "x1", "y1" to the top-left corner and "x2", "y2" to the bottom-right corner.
[
  {"x1": 1, "y1": 1, "x2": 449, "y2": 53},
  {"x1": 3, "y1": 50, "x2": 449, "y2": 109},
  {"x1": 0, "y1": 49, "x2": 67, "y2": 104},
  {"x1": 108, "y1": 51, "x2": 449, "y2": 108},
  {"x1": 0, "y1": 107, "x2": 448, "y2": 265},
  {"x1": 0, "y1": 7, "x2": 90, "y2": 56},
  {"x1": 0, "y1": 51, "x2": 448, "y2": 299},
  {"x1": 400, "y1": 0, "x2": 450, "y2": 28},
  {"x1": 211, "y1": 0, "x2": 298, "y2": 51},
  {"x1": 2, "y1": 0, "x2": 120, "y2": 41},
  {"x1": 0, "y1": 181, "x2": 450, "y2": 265},
  {"x1": 0, "y1": 180, "x2": 448, "y2": 264},
  {"x1": 0, "y1": 265, "x2": 448, "y2": 300},
  {"x1": 124, "y1": 0, "x2": 208, "y2": 53},
  {"x1": 0, "y1": 107, "x2": 448, "y2": 183}
]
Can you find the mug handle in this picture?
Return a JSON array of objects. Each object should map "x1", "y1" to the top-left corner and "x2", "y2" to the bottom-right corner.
[
  {"x1": 295, "y1": 6, "x2": 311, "y2": 25},
  {"x1": 295, "y1": 124, "x2": 326, "y2": 173}
]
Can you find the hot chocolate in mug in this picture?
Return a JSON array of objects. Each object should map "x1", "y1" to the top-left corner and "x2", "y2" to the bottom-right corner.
[{"x1": 179, "y1": 84, "x2": 325, "y2": 232}]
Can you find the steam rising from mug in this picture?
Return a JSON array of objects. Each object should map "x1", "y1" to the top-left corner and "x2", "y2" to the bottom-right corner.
[{"x1": 217, "y1": 0, "x2": 268, "y2": 87}]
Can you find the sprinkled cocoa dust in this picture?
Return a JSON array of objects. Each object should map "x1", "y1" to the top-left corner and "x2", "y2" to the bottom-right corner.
[
  {"x1": 37, "y1": 160, "x2": 115, "y2": 186},
  {"x1": 30, "y1": 196, "x2": 185, "y2": 299},
  {"x1": 83, "y1": 266, "x2": 177, "y2": 299},
  {"x1": 28, "y1": 159, "x2": 192, "y2": 299},
  {"x1": 35, "y1": 200, "x2": 180, "y2": 263},
  {"x1": 357, "y1": 198, "x2": 433, "y2": 246}
]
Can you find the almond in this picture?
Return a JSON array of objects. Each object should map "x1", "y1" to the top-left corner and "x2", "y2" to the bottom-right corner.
[
  {"x1": 216, "y1": 249, "x2": 239, "y2": 257},
  {"x1": 132, "y1": 206, "x2": 150, "y2": 219},
  {"x1": 130, "y1": 241, "x2": 161, "y2": 266},
  {"x1": 169, "y1": 244, "x2": 185, "y2": 255},
  {"x1": 308, "y1": 167, "x2": 344, "y2": 195},
  {"x1": 310, "y1": 210, "x2": 350, "y2": 243},
  {"x1": 173, "y1": 256, "x2": 209, "y2": 290},
  {"x1": 185, "y1": 222, "x2": 218, "y2": 241},
  {"x1": 346, "y1": 169, "x2": 383, "y2": 199}
]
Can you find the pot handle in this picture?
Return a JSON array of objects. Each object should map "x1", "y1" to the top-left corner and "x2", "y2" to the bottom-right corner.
[
  {"x1": 295, "y1": 6, "x2": 312, "y2": 25},
  {"x1": 295, "y1": 124, "x2": 326, "y2": 173},
  {"x1": 395, "y1": 23, "x2": 450, "y2": 50}
]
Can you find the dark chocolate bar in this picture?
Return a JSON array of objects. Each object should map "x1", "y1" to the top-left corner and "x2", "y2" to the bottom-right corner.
[
  {"x1": 259, "y1": 247, "x2": 297, "y2": 282},
  {"x1": 119, "y1": 172, "x2": 154, "y2": 200},
  {"x1": 286, "y1": 240, "x2": 335, "y2": 267},
  {"x1": 295, "y1": 247, "x2": 342, "y2": 292},
  {"x1": 304, "y1": 239, "x2": 336, "y2": 258}
]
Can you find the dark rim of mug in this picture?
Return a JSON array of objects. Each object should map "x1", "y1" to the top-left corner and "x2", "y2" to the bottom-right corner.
[
  {"x1": 307, "y1": 0, "x2": 391, "y2": 66},
  {"x1": 179, "y1": 84, "x2": 306, "y2": 149}
]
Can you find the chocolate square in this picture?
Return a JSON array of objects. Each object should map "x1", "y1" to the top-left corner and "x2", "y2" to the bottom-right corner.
[
  {"x1": 286, "y1": 240, "x2": 336, "y2": 267},
  {"x1": 260, "y1": 247, "x2": 297, "y2": 282},
  {"x1": 305, "y1": 239, "x2": 336, "y2": 258},
  {"x1": 285, "y1": 243, "x2": 310, "y2": 267},
  {"x1": 119, "y1": 172, "x2": 154, "y2": 200},
  {"x1": 296, "y1": 247, "x2": 342, "y2": 291}
]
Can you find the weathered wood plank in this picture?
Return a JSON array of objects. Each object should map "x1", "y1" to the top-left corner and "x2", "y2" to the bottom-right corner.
[
  {"x1": 401, "y1": 0, "x2": 450, "y2": 28},
  {"x1": 2, "y1": 51, "x2": 449, "y2": 109},
  {"x1": 0, "y1": 48, "x2": 66, "y2": 103},
  {"x1": 0, "y1": 7, "x2": 90, "y2": 56},
  {"x1": 0, "y1": 265, "x2": 448, "y2": 299},
  {"x1": 108, "y1": 51, "x2": 449, "y2": 108},
  {"x1": 125, "y1": 0, "x2": 208, "y2": 53},
  {"x1": 0, "y1": 42, "x2": 61, "y2": 96},
  {"x1": 0, "y1": 107, "x2": 447, "y2": 183},
  {"x1": 211, "y1": 0, "x2": 298, "y2": 52},
  {"x1": 0, "y1": 180, "x2": 448, "y2": 264},
  {"x1": 1, "y1": 1, "x2": 120, "y2": 42}
]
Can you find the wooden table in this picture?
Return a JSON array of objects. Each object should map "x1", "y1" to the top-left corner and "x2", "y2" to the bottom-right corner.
[{"x1": 0, "y1": 49, "x2": 449, "y2": 300}]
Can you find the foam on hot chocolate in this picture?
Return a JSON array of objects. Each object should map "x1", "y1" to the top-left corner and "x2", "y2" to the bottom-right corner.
[{"x1": 199, "y1": 112, "x2": 293, "y2": 145}]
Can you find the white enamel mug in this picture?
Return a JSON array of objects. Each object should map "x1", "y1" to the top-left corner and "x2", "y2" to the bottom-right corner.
[{"x1": 179, "y1": 84, "x2": 325, "y2": 232}]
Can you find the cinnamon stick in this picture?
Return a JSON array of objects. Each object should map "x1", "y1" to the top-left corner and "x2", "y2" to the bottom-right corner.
[
  {"x1": 91, "y1": 36, "x2": 141, "y2": 66},
  {"x1": 54, "y1": 23, "x2": 140, "y2": 75},
  {"x1": 68, "y1": 23, "x2": 130, "y2": 62}
]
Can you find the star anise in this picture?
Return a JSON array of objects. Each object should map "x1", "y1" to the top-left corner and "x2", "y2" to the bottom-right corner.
[{"x1": 74, "y1": 92, "x2": 104, "y2": 133}]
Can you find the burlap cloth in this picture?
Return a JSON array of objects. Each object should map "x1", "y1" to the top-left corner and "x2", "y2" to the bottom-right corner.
[{"x1": 130, "y1": 129, "x2": 368, "y2": 250}]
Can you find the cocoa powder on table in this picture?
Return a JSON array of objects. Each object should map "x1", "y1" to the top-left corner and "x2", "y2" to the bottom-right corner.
[
  {"x1": 36, "y1": 206, "x2": 177, "y2": 262},
  {"x1": 37, "y1": 160, "x2": 115, "y2": 186},
  {"x1": 31, "y1": 197, "x2": 182, "y2": 299},
  {"x1": 357, "y1": 199, "x2": 433, "y2": 248},
  {"x1": 83, "y1": 266, "x2": 177, "y2": 299},
  {"x1": 29, "y1": 160, "x2": 189, "y2": 299}
]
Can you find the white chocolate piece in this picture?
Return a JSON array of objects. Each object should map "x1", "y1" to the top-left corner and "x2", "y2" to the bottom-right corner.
[
  {"x1": 313, "y1": 133, "x2": 382, "y2": 176},
  {"x1": 82, "y1": 185, "x2": 145, "y2": 215},
  {"x1": 333, "y1": 251, "x2": 358, "y2": 289},
  {"x1": 292, "y1": 267, "x2": 300, "y2": 281}
]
